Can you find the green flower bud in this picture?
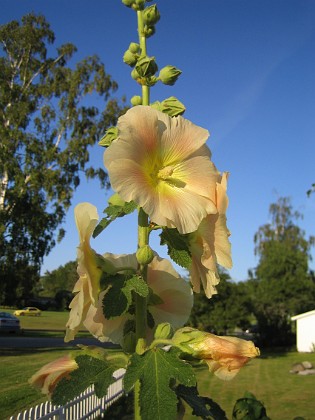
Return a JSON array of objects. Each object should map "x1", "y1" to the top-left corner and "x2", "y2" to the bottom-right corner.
[
  {"x1": 143, "y1": 24, "x2": 156, "y2": 38},
  {"x1": 123, "y1": 50, "x2": 137, "y2": 67},
  {"x1": 98, "y1": 126, "x2": 118, "y2": 147},
  {"x1": 128, "y1": 42, "x2": 140, "y2": 54},
  {"x1": 108, "y1": 192, "x2": 126, "y2": 207},
  {"x1": 154, "y1": 323, "x2": 172, "y2": 340},
  {"x1": 131, "y1": 95, "x2": 142, "y2": 106},
  {"x1": 160, "y1": 96, "x2": 186, "y2": 117},
  {"x1": 122, "y1": 0, "x2": 134, "y2": 7},
  {"x1": 136, "y1": 56, "x2": 158, "y2": 78},
  {"x1": 132, "y1": 0, "x2": 145, "y2": 10},
  {"x1": 150, "y1": 100, "x2": 162, "y2": 111},
  {"x1": 143, "y1": 4, "x2": 160, "y2": 25},
  {"x1": 136, "y1": 245, "x2": 154, "y2": 265},
  {"x1": 159, "y1": 65, "x2": 182, "y2": 86},
  {"x1": 131, "y1": 67, "x2": 141, "y2": 81}
]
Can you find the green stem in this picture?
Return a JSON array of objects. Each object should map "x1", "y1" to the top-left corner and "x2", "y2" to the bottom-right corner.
[
  {"x1": 137, "y1": 10, "x2": 150, "y2": 106},
  {"x1": 134, "y1": 10, "x2": 151, "y2": 420}
]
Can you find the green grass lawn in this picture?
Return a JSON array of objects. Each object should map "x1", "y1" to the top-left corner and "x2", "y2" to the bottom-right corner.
[
  {"x1": 184, "y1": 351, "x2": 315, "y2": 420},
  {"x1": 0, "y1": 347, "x2": 74, "y2": 420},
  {"x1": 1, "y1": 347, "x2": 315, "y2": 420},
  {"x1": 1, "y1": 308, "x2": 73, "y2": 331}
]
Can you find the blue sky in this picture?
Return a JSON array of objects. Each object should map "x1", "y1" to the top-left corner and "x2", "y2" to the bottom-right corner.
[{"x1": 2, "y1": 0, "x2": 315, "y2": 281}]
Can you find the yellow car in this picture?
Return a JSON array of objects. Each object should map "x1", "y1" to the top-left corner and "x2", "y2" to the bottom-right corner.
[{"x1": 14, "y1": 307, "x2": 41, "y2": 316}]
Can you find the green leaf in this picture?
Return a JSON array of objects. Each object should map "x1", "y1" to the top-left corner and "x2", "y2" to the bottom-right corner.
[
  {"x1": 93, "y1": 201, "x2": 137, "y2": 238},
  {"x1": 103, "y1": 274, "x2": 149, "y2": 318},
  {"x1": 160, "y1": 228, "x2": 192, "y2": 269},
  {"x1": 103, "y1": 276, "x2": 127, "y2": 318},
  {"x1": 232, "y1": 392, "x2": 271, "y2": 420},
  {"x1": 52, "y1": 355, "x2": 118, "y2": 405},
  {"x1": 124, "y1": 348, "x2": 196, "y2": 420},
  {"x1": 176, "y1": 384, "x2": 227, "y2": 420}
]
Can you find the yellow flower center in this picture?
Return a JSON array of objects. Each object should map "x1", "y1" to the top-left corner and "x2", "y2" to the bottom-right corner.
[{"x1": 157, "y1": 165, "x2": 174, "y2": 180}]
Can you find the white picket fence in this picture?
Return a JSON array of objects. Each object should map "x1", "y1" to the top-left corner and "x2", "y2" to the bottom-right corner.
[{"x1": 9, "y1": 369, "x2": 125, "y2": 420}]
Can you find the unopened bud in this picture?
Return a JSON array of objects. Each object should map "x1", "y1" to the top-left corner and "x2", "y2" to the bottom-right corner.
[
  {"x1": 131, "y1": 67, "x2": 140, "y2": 81},
  {"x1": 143, "y1": 24, "x2": 155, "y2": 38},
  {"x1": 159, "y1": 65, "x2": 182, "y2": 86},
  {"x1": 131, "y1": 95, "x2": 142, "y2": 106},
  {"x1": 122, "y1": 0, "x2": 134, "y2": 7},
  {"x1": 123, "y1": 50, "x2": 137, "y2": 67},
  {"x1": 132, "y1": 0, "x2": 145, "y2": 10},
  {"x1": 154, "y1": 323, "x2": 172, "y2": 340},
  {"x1": 136, "y1": 245, "x2": 154, "y2": 265},
  {"x1": 136, "y1": 56, "x2": 158, "y2": 78},
  {"x1": 128, "y1": 42, "x2": 140, "y2": 54},
  {"x1": 160, "y1": 96, "x2": 186, "y2": 116},
  {"x1": 143, "y1": 4, "x2": 160, "y2": 25}
]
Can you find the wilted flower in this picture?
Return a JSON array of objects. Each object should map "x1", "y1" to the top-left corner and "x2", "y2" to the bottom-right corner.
[
  {"x1": 104, "y1": 106, "x2": 219, "y2": 234},
  {"x1": 189, "y1": 172, "x2": 232, "y2": 298},
  {"x1": 65, "y1": 203, "x2": 116, "y2": 342},
  {"x1": 89, "y1": 254, "x2": 193, "y2": 345},
  {"x1": 29, "y1": 355, "x2": 78, "y2": 395},
  {"x1": 173, "y1": 327, "x2": 259, "y2": 380}
]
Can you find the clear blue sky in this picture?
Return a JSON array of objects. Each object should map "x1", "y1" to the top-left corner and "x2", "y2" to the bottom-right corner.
[{"x1": 2, "y1": 0, "x2": 315, "y2": 281}]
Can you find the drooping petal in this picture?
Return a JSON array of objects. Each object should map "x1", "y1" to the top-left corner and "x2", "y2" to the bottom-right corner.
[
  {"x1": 65, "y1": 203, "x2": 102, "y2": 342},
  {"x1": 29, "y1": 355, "x2": 78, "y2": 395},
  {"x1": 148, "y1": 256, "x2": 193, "y2": 329}
]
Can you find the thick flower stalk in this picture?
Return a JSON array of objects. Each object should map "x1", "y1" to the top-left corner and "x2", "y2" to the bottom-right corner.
[
  {"x1": 173, "y1": 327, "x2": 260, "y2": 380},
  {"x1": 104, "y1": 105, "x2": 219, "y2": 234},
  {"x1": 88, "y1": 253, "x2": 193, "y2": 345},
  {"x1": 189, "y1": 172, "x2": 232, "y2": 298},
  {"x1": 29, "y1": 355, "x2": 78, "y2": 396}
]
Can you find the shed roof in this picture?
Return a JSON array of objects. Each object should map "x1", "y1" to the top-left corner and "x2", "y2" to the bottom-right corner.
[{"x1": 291, "y1": 309, "x2": 315, "y2": 321}]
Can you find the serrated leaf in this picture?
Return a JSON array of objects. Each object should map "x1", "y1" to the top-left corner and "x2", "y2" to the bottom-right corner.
[
  {"x1": 124, "y1": 348, "x2": 196, "y2": 420},
  {"x1": 176, "y1": 384, "x2": 227, "y2": 420},
  {"x1": 52, "y1": 355, "x2": 117, "y2": 405},
  {"x1": 103, "y1": 274, "x2": 149, "y2": 318},
  {"x1": 93, "y1": 201, "x2": 137, "y2": 238},
  {"x1": 160, "y1": 228, "x2": 192, "y2": 269},
  {"x1": 103, "y1": 276, "x2": 127, "y2": 318}
]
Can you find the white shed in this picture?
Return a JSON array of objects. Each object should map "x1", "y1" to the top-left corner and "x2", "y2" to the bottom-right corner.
[{"x1": 291, "y1": 310, "x2": 315, "y2": 352}]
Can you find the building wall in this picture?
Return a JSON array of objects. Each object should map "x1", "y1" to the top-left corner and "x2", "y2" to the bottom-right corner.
[{"x1": 296, "y1": 314, "x2": 315, "y2": 352}]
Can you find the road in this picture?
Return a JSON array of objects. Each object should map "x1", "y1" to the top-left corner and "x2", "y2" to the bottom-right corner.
[{"x1": 0, "y1": 333, "x2": 119, "y2": 349}]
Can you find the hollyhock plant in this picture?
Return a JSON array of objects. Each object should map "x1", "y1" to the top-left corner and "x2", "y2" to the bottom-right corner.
[
  {"x1": 173, "y1": 327, "x2": 259, "y2": 380},
  {"x1": 88, "y1": 253, "x2": 193, "y2": 345},
  {"x1": 29, "y1": 355, "x2": 78, "y2": 396},
  {"x1": 104, "y1": 105, "x2": 219, "y2": 234},
  {"x1": 189, "y1": 172, "x2": 232, "y2": 298}
]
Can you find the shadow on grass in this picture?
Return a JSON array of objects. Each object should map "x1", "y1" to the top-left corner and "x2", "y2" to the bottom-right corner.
[{"x1": 0, "y1": 347, "x2": 75, "y2": 357}]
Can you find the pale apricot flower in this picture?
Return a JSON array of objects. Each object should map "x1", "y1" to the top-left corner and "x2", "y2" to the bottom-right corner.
[
  {"x1": 173, "y1": 327, "x2": 259, "y2": 380},
  {"x1": 90, "y1": 253, "x2": 193, "y2": 345},
  {"x1": 29, "y1": 355, "x2": 78, "y2": 395},
  {"x1": 189, "y1": 172, "x2": 232, "y2": 298},
  {"x1": 65, "y1": 203, "x2": 103, "y2": 342},
  {"x1": 104, "y1": 105, "x2": 219, "y2": 234}
]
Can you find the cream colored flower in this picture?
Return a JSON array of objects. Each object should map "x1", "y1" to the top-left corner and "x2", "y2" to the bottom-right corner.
[
  {"x1": 90, "y1": 253, "x2": 193, "y2": 345},
  {"x1": 104, "y1": 105, "x2": 219, "y2": 234},
  {"x1": 189, "y1": 172, "x2": 232, "y2": 298},
  {"x1": 65, "y1": 203, "x2": 102, "y2": 342},
  {"x1": 29, "y1": 355, "x2": 78, "y2": 395},
  {"x1": 173, "y1": 327, "x2": 259, "y2": 381}
]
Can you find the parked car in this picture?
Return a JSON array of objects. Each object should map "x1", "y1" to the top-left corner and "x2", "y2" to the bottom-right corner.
[
  {"x1": 0, "y1": 312, "x2": 21, "y2": 333},
  {"x1": 14, "y1": 307, "x2": 41, "y2": 316}
]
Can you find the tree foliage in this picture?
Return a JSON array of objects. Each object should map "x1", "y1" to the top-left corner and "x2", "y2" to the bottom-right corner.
[
  {"x1": 252, "y1": 197, "x2": 315, "y2": 346},
  {"x1": 188, "y1": 270, "x2": 252, "y2": 335},
  {"x1": 0, "y1": 13, "x2": 127, "y2": 304}
]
